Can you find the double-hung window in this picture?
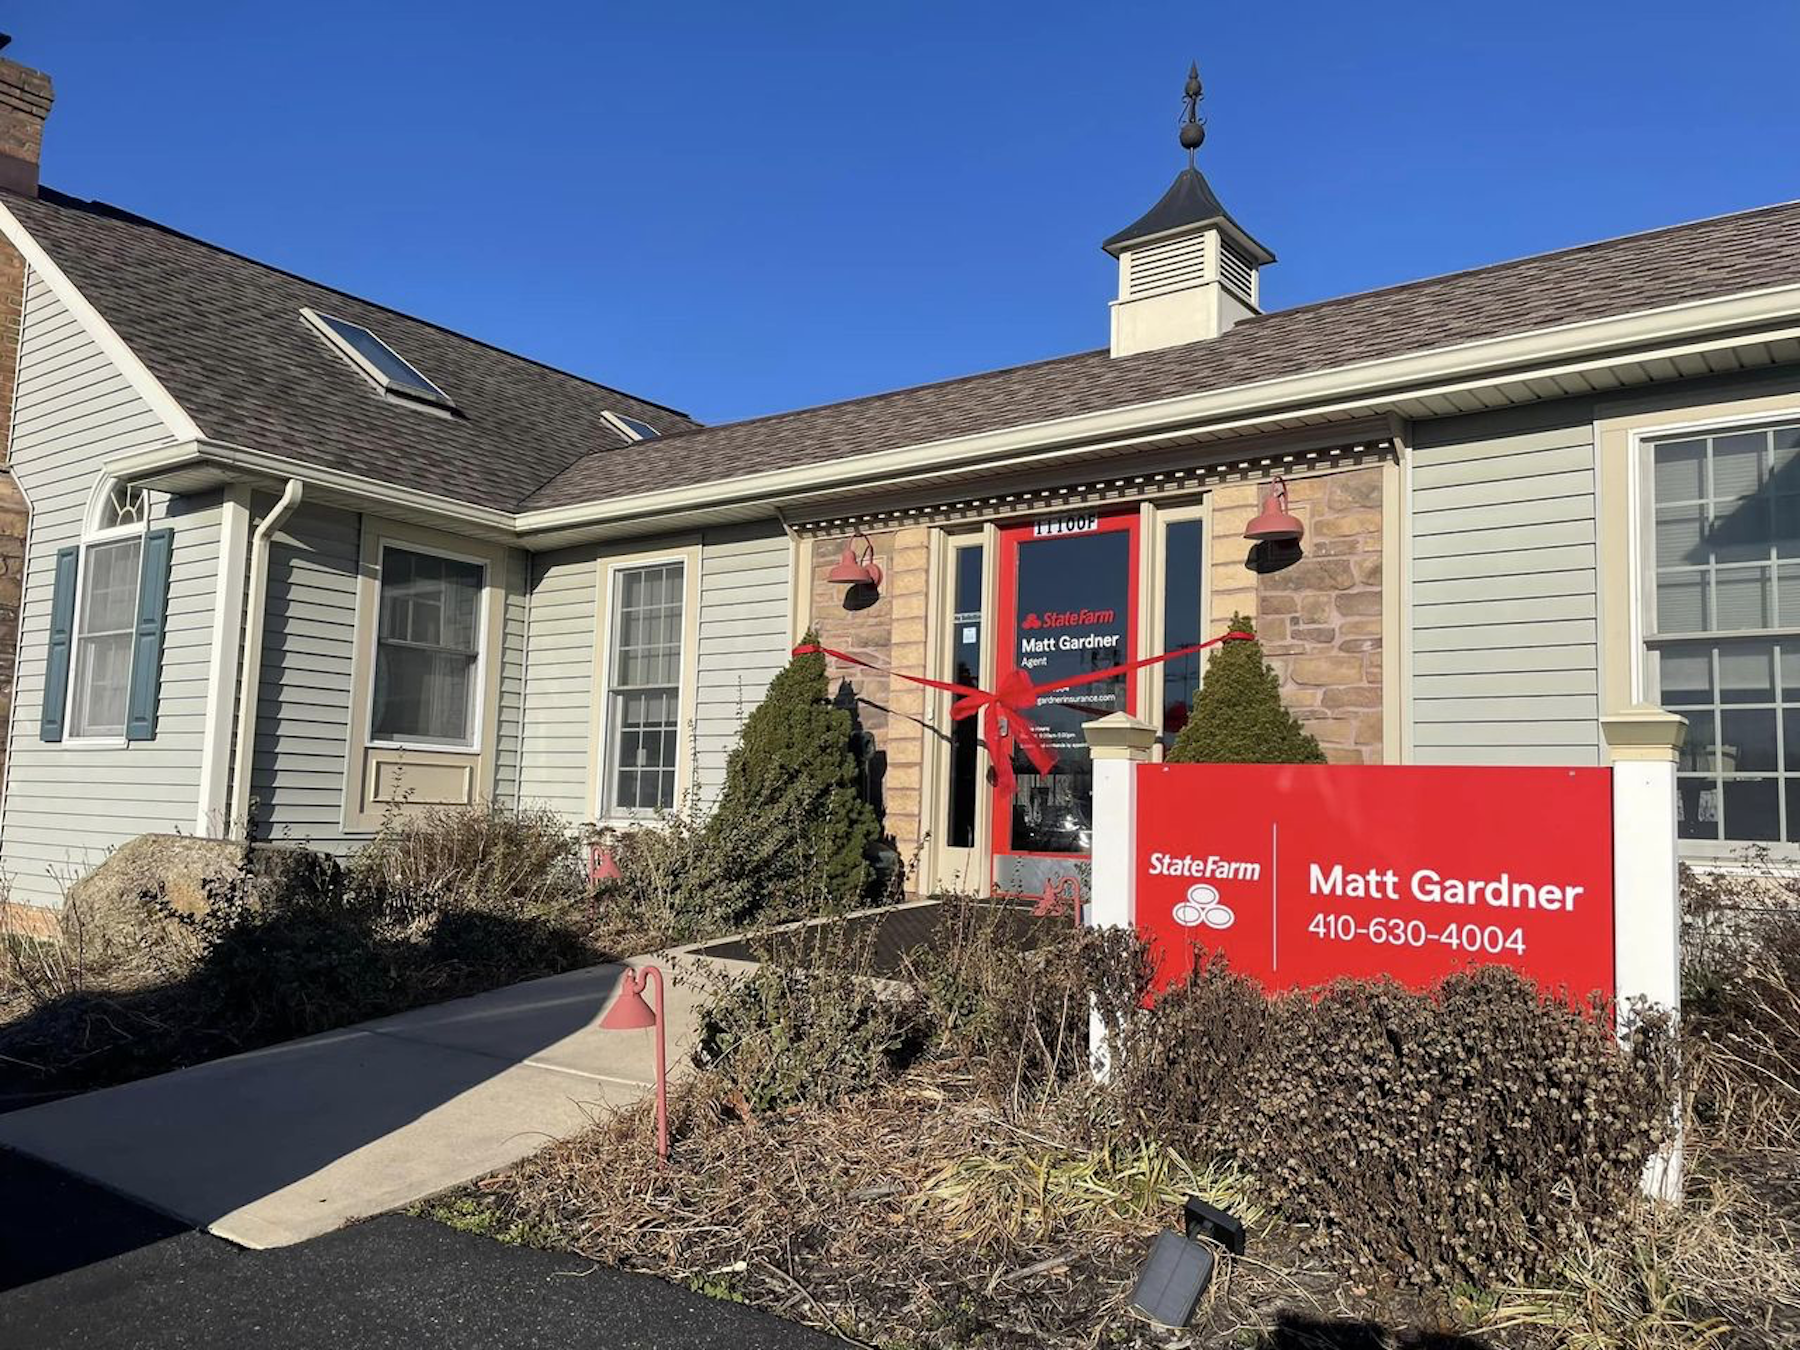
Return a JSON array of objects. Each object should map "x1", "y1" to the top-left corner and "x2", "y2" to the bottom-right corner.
[
  {"x1": 69, "y1": 534, "x2": 144, "y2": 739},
  {"x1": 1645, "y1": 419, "x2": 1800, "y2": 847},
  {"x1": 371, "y1": 545, "x2": 484, "y2": 747},
  {"x1": 42, "y1": 484, "x2": 172, "y2": 746},
  {"x1": 605, "y1": 561, "x2": 685, "y2": 814}
]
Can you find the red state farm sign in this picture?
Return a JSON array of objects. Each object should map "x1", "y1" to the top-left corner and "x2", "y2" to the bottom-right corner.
[{"x1": 1134, "y1": 763, "x2": 1615, "y2": 1001}]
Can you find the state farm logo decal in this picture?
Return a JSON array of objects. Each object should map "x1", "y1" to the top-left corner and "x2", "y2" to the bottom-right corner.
[
  {"x1": 1172, "y1": 883, "x2": 1235, "y2": 930},
  {"x1": 1019, "y1": 608, "x2": 1116, "y2": 631}
]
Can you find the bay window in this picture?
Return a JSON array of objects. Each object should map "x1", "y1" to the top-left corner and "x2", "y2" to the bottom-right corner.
[
  {"x1": 605, "y1": 561, "x2": 686, "y2": 814},
  {"x1": 1646, "y1": 420, "x2": 1800, "y2": 846},
  {"x1": 371, "y1": 545, "x2": 484, "y2": 747}
]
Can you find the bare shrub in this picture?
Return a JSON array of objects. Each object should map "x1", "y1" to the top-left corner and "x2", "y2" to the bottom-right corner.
[
  {"x1": 693, "y1": 923, "x2": 925, "y2": 1115},
  {"x1": 1099, "y1": 961, "x2": 1678, "y2": 1291},
  {"x1": 1683, "y1": 860, "x2": 1800, "y2": 1147},
  {"x1": 906, "y1": 892, "x2": 1143, "y2": 1114},
  {"x1": 350, "y1": 801, "x2": 588, "y2": 928}
]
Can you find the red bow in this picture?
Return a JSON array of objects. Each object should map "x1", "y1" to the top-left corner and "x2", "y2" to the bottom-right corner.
[{"x1": 793, "y1": 630, "x2": 1252, "y2": 794}]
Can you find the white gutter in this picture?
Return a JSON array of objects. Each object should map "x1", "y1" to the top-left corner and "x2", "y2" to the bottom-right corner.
[{"x1": 227, "y1": 479, "x2": 304, "y2": 840}]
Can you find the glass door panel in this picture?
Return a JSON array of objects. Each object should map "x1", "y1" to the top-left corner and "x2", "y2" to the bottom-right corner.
[{"x1": 991, "y1": 509, "x2": 1140, "y2": 894}]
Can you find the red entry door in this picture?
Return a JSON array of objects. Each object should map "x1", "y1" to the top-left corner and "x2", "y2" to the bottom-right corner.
[{"x1": 991, "y1": 508, "x2": 1140, "y2": 895}]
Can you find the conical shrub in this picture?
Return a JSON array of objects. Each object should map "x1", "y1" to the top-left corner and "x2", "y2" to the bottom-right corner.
[
  {"x1": 1168, "y1": 614, "x2": 1325, "y2": 764},
  {"x1": 710, "y1": 632, "x2": 882, "y2": 906}
]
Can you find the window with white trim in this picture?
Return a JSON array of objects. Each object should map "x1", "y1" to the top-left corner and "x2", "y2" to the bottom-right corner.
[
  {"x1": 371, "y1": 545, "x2": 484, "y2": 747},
  {"x1": 605, "y1": 561, "x2": 685, "y2": 814},
  {"x1": 69, "y1": 533, "x2": 143, "y2": 739},
  {"x1": 1645, "y1": 419, "x2": 1800, "y2": 846}
]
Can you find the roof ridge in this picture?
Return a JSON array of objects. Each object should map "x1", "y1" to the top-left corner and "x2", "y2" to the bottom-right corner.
[
  {"x1": 614, "y1": 344, "x2": 1108, "y2": 443},
  {"x1": 1240, "y1": 196, "x2": 1800, "y2": 330},
  {"x1": 22, "y1": 187, "x2": 700, "y2": 426},
  {"x1": 562, "y1": 195, "x2": 1800, "y2": 458}
]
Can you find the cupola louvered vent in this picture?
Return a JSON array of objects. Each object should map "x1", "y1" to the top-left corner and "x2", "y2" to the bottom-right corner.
[
  {"x1": 1217, "y1": 238, "x2": 1256, "y2": 303},
  {"x1": 1124, "y1": 233, "x2": 1210, "y2": 300}
]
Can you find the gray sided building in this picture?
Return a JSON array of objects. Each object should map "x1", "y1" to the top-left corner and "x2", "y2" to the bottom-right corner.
[{"x1": 2, "y1": 46, "x2": 1798, "y2": 911}]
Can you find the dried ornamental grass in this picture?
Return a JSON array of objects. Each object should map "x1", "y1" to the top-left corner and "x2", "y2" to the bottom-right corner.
[{"x1": 445, "y1": 1065, "x2": 1300, "y2": 1348}]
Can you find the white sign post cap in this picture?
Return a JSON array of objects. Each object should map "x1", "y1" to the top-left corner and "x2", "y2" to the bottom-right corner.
[
  {"x1": 1601, "y1": 706, "x2": 1688, "y2": 763},
  {"x1": 1084, "y1": 712, "x2": 1159, "y2": 761}
]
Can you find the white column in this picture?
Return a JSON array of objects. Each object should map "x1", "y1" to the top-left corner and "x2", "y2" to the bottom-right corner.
[
  {"x1": 1601, "y1": 705, "x2": 1687, "y2": 1202},
  {"x1": 195, "y1": 485, "x2": 252, "y2": 838},
  {"x1": 1082, "y1": 712, "x2": 1158, "y2": 1077}
]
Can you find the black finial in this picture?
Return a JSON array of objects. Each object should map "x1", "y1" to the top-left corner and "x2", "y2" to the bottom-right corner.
[{"x1": 1179, "y1": 61, "x2": 1205, "y2": 166}]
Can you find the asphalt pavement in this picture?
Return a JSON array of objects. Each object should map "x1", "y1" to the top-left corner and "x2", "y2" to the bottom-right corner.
[{"x1": 0, "y1": 1150, "x2": 831, "y2": 1350}]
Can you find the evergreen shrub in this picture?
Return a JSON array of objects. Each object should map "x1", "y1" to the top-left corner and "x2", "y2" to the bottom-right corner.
[
  {"x1": 599, "y1": 634, "x2": 885, "y2": 943},
  {"x1": 1167, "y1": 614, "x2": 1325, "y2": 764}
]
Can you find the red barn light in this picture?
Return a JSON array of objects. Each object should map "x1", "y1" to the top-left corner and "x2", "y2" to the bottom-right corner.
[
  {"x1": 1244, "y1": 476, "x2": 1304, "y2": 544},
  {"x1": 826, "y1": 530, "x2": 883, "y2": 589}
]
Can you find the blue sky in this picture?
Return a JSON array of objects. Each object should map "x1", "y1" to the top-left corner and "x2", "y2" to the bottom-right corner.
[{"x1": 18, "y1": 2, "x2": 1800, "y2": 425}]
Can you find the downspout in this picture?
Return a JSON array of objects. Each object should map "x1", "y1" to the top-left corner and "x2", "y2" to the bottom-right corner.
[{"x1": 227, "y1": 479, "x2": 303, "y2": 840}]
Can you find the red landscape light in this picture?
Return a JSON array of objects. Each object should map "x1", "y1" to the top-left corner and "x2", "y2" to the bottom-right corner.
[
  {"x1": 599, "y1": 964, "x2": 668, "y2": 1163},
  {"x1": 826, "y1": 530, "x2": 883, "y2": 589},
  {"x1": 1243, "y1": 476, "x2": 1304, "y2": 544}
]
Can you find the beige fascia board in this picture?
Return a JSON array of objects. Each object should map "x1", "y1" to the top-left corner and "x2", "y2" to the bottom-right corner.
[
  {"x1": 0, "y1": 200, "x2": 205, "y2": 443},
  {"x1": 516, "y1": 285, "x2": 1800, "y2": 537}
]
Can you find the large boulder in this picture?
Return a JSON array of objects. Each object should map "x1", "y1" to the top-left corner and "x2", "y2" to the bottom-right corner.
[{"x1": 57, "y1": 835, "x2": 307, "y2": 985}]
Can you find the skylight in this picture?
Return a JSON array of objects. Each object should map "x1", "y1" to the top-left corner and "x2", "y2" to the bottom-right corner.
[
  {"x1": 602, "y1": 410, "x2": 660, "y2": 443},
  {"x1": 301, "y1": 308, "x2": 454, "y2": 410}
]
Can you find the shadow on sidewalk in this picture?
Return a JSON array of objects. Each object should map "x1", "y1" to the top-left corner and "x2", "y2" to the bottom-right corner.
[{"x1": 0, "y1": 922, "x2": 633, "y2": 1290}]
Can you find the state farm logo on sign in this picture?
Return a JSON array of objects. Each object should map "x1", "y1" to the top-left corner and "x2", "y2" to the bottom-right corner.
[
  {"x1": 1020, "y1": 608, "x2": 1116, "y2": 631},
  {"x1": 1172, "y1": 883, "x2": 1235, "y2": 930}
]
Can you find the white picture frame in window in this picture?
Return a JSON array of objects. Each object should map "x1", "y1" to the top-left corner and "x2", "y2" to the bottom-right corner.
[
  {"x1": 589, "y1": 540, "x2": 702, "y2": 824},
  {"x1": 363, "y1": 536, "x2": 491, "y2": 755},
  {"x1": 61, "y1": 489, "x2": 152, "y2": 749}
]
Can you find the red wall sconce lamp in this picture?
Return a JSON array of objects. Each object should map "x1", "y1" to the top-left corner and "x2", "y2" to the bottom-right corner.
[
  {"x1": 827, "y1": 530, "x2": 883, "y2": 610},
  {"x1": 826, "y1": 530, "x2": 883, "y2": 589},
  {"x1": 1243, "y1": 476, "x2": 1304, "y2": 544}
]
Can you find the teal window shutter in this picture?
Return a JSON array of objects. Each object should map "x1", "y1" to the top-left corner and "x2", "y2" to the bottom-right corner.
[
  {"x1": 125, "y1": 528, "x2": 174, "y2": 742},
  {"x1": 39, "y1": 546, "x2": 80, "y2": 743}
]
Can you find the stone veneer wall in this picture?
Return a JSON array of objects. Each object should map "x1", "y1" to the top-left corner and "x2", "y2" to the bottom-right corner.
[
  {"x1": 806, "y1": 526, "x2": 932, "y2": 864},
  {"x1": 1208, "y1": 464, "x2": 1386, "y2": 764}
]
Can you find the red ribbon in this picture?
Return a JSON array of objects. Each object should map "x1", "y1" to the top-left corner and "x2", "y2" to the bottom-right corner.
[{"x1": 793, "y1": 629, "x2": 1253, "y2": 794}]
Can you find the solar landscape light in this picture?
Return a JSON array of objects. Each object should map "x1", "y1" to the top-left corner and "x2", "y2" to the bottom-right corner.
[
  {"x1": 1183, "y1": 1194, "x2": 1246, "y2": 1256},
  {"x1": 1127, "y1": 1228, "x2": 1216, "y2": 1328}
]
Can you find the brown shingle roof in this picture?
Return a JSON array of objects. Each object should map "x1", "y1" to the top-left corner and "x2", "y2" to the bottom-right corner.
[
  {"x1": 525, "y1": 198, "x2": 1800, "y2": 510},
  {"x1": 3, "y1": 189, "x2": 699, "y2": 513},
  {"x1": 9, "y1": 186, "x2": 1799, "y2": 519}
]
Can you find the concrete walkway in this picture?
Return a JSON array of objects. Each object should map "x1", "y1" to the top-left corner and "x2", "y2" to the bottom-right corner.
[{"x1": 0, "y1": 952, "x2": 750, "y2": 1249}]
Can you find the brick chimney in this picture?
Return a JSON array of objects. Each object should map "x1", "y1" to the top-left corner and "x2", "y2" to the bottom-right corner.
[
  {"x1": 0, "y1": 37, "x2": 51, "y2": 816},
  {"x1": 0, "y1": 37, "x2": 51, "y2": 197}
]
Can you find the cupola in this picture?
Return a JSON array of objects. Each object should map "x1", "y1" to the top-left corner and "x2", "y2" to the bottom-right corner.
[{"x1": 1103, "y1": 64, "x2": 1274, "y2": 358}]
